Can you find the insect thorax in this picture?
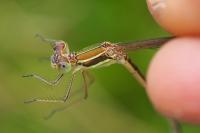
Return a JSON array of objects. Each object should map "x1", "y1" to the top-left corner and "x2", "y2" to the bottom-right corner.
[{"x1": 102, "y1": 42, "x2": 127, "y2": 62}]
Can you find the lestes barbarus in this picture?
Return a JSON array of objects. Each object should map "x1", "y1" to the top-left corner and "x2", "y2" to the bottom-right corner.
[{"x1": 23, "y1": 34, "x2": 181, "y2": 133}]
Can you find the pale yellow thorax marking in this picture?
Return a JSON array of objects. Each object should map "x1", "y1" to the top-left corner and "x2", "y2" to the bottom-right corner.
[{"x1": 76, "y1": 46, "x2": 106, "y2": 63}]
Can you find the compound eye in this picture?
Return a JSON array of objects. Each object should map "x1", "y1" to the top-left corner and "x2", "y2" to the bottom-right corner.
[
  {"x1": 60, "y1": 62, "x2": 67, "y2": 69},
  {"x1": 51, "y1": 54, "x2": 59, "y2": 64},
  {"x1": 61, "y1": 64, "x2": 66, "y2": 68}
]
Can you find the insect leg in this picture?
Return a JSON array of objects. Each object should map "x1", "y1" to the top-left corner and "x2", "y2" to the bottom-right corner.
[
  {"x1": 123, "y1": 58, "x2": 146, "y2": 88},
  {"x1": 82, "y1": 70, "x2": 95, "y2": 99},
  {"x1": 23, "y1": 73, "x2": 64, "y2": 86},
  {"x1": 45, "y1": 71, "x2": 95, "y2": 119},
  {"x1": 24, "y1": 73, "x2": 75, "y2": 104},
  {"x1": 123, "y1": 58, "x2": 182, "y2": 133},
  {"x1": 62, "y1": 73, "x2": 76, "y2": 102},
  {"x1": 82, "y1": 70, "x2": 88, "y2": 99}
]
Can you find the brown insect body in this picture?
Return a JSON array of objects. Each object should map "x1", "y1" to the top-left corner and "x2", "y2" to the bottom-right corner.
[{"x1": 52, "y1": 42, "x2": 128, "y2": 72}]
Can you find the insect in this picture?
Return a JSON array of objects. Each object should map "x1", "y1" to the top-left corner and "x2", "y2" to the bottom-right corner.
[
  {"x1": 23, "y1": 34, "x2": 171, "y2": 103},
  {"x1": 23, "y1": 35, "x2": 181, "y2": 133}
]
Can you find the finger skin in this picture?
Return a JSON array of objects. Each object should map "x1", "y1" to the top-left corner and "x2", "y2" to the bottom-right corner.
[
  {"x1": 147, "y1": 0, "x2": 200, "y2": 36},
  {"x1": 147, "y1": 37, "x2": 200, "y2": 124}
]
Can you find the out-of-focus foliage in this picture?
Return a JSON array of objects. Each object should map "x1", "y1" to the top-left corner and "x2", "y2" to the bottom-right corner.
[{"x1": 0, "y1": 0, "x2": 199, "y2": 133}]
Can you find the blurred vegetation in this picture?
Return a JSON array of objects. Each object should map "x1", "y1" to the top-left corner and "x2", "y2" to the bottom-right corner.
[{"x1": 0, "y1": 0, "x2": 199, "y2": 133}]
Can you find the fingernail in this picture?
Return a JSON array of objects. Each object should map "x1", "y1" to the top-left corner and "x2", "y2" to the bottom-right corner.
[{"x1": 148, "y1": 0, "x2": 166, "y2": 13}]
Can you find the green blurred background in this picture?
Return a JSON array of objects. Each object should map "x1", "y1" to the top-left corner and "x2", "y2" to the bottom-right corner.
[{"x1": 0, "y1": 0, "x2": 199, "y2": 133}]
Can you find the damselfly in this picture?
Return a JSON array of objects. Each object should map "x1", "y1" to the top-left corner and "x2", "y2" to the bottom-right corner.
[
  {"x1": 23, "y1": 35, "x2": 181, "y2": 133},
  {"x1": 24, "y1": 34, "x2": 171, "y2": 103}
]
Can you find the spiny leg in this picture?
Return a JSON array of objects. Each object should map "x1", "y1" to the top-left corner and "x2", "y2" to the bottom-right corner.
[
  {"x1": 84, "y1": 70, "x2": 95, "y2": 90},
  {"x1": 62, "y1": 73, "x2": 76, "y2": 102},
  {"x1": 82, "y1": 70, "x2": 95, "y2": 99},
  {"x1": 24, "y1": 73, "x2": 75, "y2": 104},
  {"x1": 123, "y1": 58, "x2": 146, "y2": 88},
  {"x1": 71, "y1": 70, "x2": 94, "y2": 100},
  {"x1": 45, "y1": 71, "x2": 95, "y2": 119},
  {"x1": 82, "y1": 71, "x2": 88, "y2": 99},
  {"x1": 123, "y1": 58, "x2": 182, "y2": 133},
  {"x1": 23, "y1": 73, "x2": 64, "y2": 86}
]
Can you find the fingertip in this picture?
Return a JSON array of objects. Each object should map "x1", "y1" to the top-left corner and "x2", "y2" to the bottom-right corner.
[
  {"x1": 147, "y1": 0, "x2": 200, "y2": 36},
  {"x1": 147, "y1": 37, "x2": 200, "y2": 124}
]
